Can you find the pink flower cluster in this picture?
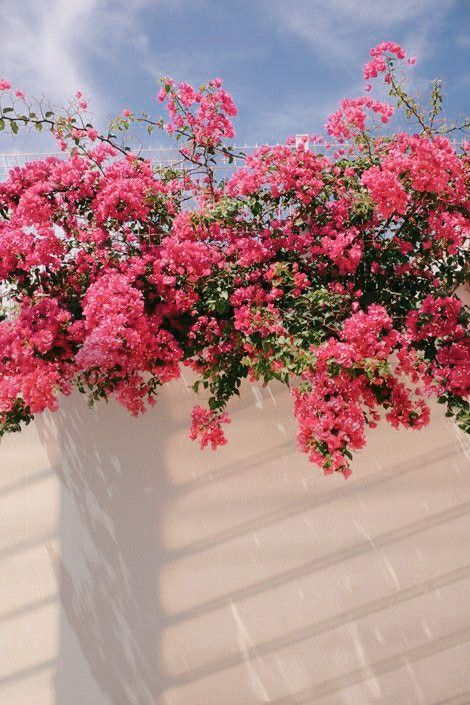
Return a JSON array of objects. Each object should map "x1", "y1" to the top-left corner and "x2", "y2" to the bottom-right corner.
[
  {"x1": 434, "y1": 342, "x2": 470, "y2": 397},
  {"x1": 0, "y1": 298, "x2": 73, "y2": 415},
  {"x1": 363, "y1": 42, "x2": 406, "y2": 81},
  {"x1": 228, "y1": 143, "x2": 328, "y2": 204},
  {"x1": 0, "y1": 42, "x2": 468, "y2": 478},
  {"x1": 189, "y1": 406, "x2": 231, "y2": 449},
  {"x1": 406, "y1": 296, "x2": 463, "y2": 342},
  {"x1": 293, "y1": 306, "x2": 419, "y2": 477},
  {"x1": 159, "y1": 78, "x2": 237, "y2": 145},
  {"x1": 361, "y1": 166, "x2": 409, "y2": 219},
  {"x1": 325, "y1": 97, "x2": 394, "y2": 140}
]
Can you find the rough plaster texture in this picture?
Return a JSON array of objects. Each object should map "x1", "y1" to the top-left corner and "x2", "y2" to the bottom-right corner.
[{"x1": 1, "y1": 379, "x2": 470, "y2": 704}]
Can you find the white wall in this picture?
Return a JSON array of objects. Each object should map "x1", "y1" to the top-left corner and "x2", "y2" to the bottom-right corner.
[{"x1": 1, "y1": 379, "x2": 470, "y2": 705}]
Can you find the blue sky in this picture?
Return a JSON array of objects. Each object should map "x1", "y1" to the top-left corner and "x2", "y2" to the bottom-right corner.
[{"x1": 0, "y1": 0, "x2": 469, "y2": 155}]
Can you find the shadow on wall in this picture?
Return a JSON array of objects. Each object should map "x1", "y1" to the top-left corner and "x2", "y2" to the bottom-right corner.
[
  {"x1": 35, "y1": 380, "x2": 470, "y2": 705},
  {"x1": 37, "y1": 388, "x2": 180, "y2": 705},
  {"x1": 36, "y1": 379, "x2": 287, "y2": 705}
]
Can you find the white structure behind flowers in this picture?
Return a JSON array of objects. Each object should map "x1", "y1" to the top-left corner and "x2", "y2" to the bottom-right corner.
[{"x1": 1, "y1": 378, "x2": 470, "y2": 705}]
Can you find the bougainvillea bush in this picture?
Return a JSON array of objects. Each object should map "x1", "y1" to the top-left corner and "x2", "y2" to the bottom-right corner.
[{"x1": 0, "y1": 43, "x2": 469, "y2": 477}]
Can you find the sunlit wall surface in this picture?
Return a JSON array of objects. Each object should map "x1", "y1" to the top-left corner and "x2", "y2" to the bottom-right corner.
[{"x1": 1, "y1": 380, "x2": 470, "y2": 705}]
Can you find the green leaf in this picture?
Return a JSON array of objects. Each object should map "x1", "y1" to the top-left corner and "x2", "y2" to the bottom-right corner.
[{"x1": 11, "y1": 121, "x2": 18, "y2": 134}]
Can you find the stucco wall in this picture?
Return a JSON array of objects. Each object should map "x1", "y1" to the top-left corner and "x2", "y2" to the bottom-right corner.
[{"x1": 1, "y1": 379, "x2": 470, "y2": 704}]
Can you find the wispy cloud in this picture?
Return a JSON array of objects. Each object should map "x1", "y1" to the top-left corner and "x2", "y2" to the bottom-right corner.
[
  {"x1": 256, "y1": 0, "x2": 459, "y2": 141},
  {"x1": 1, "y1": 0, "x2": 98, "y2": 103},
  {"x1": 0, "y1": 0, "x2": 163, "y2": 114},
  {"x1": 0, "y1": 0, "x2": 466, "y2": 154},
  {"x1": 265, "y1": 0, "x2": 456, "y2": 67}
]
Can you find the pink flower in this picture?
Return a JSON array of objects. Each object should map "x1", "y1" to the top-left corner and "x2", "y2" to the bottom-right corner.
[
  {"x1": 434, "y1": 341, "x2": 470, "y2": 396},
  {"x1": 190, "y1": 406, "x2": 231, "y2": 450},
  {"x1": 406, "y1": 296, "x2": 463, "y2": 342},
  {"x1": 0, "y1": 42, "x2": 467, "y2": 480},
  {"x1": 325, "y1": 96, "x2": 394, "y2": 139},
  {"x1": 363, "y1": 42, "x2": 406, "y2": 81},
  {"x1": 361, "y1": 166, "x2": 409, "y2": 219},
  {"x1": 87, "y1": 128, "x2": 98, "y2": 141}
]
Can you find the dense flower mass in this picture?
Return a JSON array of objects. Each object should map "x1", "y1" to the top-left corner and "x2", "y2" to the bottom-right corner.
[{"x1": 0, "y1": 43, "x2": 468, "y2": 477}]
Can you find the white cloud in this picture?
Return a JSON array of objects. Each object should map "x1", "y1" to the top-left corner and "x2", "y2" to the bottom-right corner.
[
  {"x1": 265, "y1": 0, "x2": 456, "y2": 66},
  {"x1": 0, "y1": 0, "x2": 164, "y2": 116},
  {"x1": 0, "y1": 0, "x2": 462, "y2": 153},
  {"x1": 0, "y1": 0, "x2": 163, "y2": 154},
  {"x1": 1, "y1": 0, "x2": 98, "y2": 103},
  {"x1": 256, "y1": 0, "x2": 458, "y2": 141}
]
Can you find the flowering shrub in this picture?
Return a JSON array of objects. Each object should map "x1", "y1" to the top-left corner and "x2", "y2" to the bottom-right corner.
[{"x1": 0, "y1": 43, "x2": 469, "y2": 477}]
